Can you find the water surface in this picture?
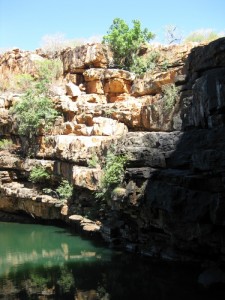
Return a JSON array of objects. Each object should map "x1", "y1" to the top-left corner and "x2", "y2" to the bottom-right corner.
[{"x1": 0, "y1": 222, "x2": 224, "y2": 299}]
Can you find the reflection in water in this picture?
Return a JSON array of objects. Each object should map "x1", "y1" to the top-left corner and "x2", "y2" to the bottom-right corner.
[
  {"x1": 0, "y1": 222, "x2": 110, "y2": 277},
  {"x1": 0, "y1": 222, "x2": 225, "y2": 299}
]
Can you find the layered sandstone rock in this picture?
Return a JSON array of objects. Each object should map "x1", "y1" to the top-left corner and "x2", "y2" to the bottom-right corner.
[
  {"x1": 0, "y1": 49, "x2": 44, "y2": 82},
  {"x1": 61, "y1": 43, "x2": 113, "y2": 74},
  {"x1": 1, "y1": 39, "x2": 225, "y2": 263}
]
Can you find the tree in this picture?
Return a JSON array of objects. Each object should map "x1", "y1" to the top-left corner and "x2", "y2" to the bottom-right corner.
[
  {"x1": 102, "y1": 18, "x2": 155, "y2": 70},
  {"x1": 10, "y1": 87, "x2": 58, "y2": 138},
  {"x1": 164, "y1": 25, "x2": 182, "y2": 45},
  {"x1": 10, "y1": 60, "x2": 60, "y2": 149}
]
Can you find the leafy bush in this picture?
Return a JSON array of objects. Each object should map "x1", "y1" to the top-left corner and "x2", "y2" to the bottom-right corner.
[
  {"x1": 29, "y1": 166, "x2": 51, "y2": 183},
  {"x1": 102, "y1": 18, "x2": 155, "y2": 70},
  {"x1": 130, "y1": 50, "x2": 160, "y2": 74},
  {"x1": 96, "y1": 151, "x2": 128, "y2": 200},
  {"x1": 10, "y1": 90, "x2": 58, "y2": 138},
  {"x1": 56, "y1": 180, "x2": 73, "y2": 201},
  {"x1": 162, "y1": 83, "x2": 178, "y2": 109},
  {"x1": 184, "y1": 29, "x2": 222, "y2": 43},
  {"x1": 87, "y1": 153, "x2": 99, "y2": 168},
  {"x1": 112, "y1": 187, "x2": 126, "y2": 198},
  {"x1": 0, "y1": 139, "x2": 13, "y2": 150},
  {"x1": 15, "y1": 74, "x2": 35, "y2": 92},
  {"x1": 35, "y1": 59, "x2": 63, "y2": 84},
  {"x1": 10, "y1": 61, "x2": 60, "y2": 140},
  {"x1": 0, "y1": 59, "x2": 62, "y2": 93}
]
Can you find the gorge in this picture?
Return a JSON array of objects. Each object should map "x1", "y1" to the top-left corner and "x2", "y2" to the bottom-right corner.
[{"x1": 0, "y1": 37, "x2": 225, "y2": 265}]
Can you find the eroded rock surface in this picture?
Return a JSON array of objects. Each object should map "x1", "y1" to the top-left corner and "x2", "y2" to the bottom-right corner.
[{"x1": 1, "y1": 39, "x2": 225, "y2": 261}]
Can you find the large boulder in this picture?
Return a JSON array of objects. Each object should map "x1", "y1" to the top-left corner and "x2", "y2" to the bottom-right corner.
[
  {"x1": 131, "y1": 68, "x2": 181, "y2": 97},
  {"x1": 83, "y1": 68, "x2": 135, "y2": 96},
  {"x1": 61, "y1": 44, "x2": 113, "y2": 74}
]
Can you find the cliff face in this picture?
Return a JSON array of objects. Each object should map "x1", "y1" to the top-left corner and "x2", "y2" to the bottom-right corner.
[{"x1": 0, "y1": 39, "x2": 225, "y2": 261}]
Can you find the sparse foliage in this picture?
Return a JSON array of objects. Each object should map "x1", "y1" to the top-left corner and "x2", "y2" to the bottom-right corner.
[
  {"x1": 40, "y1": 33, "x2": 102, "y2": 55},
  {"x1": 96, "y1": 150, "x2": 128, "y2": 200},
  {"x1": 0, "y1": 139, "x2": 13, "y2": 151},
  {"x1": 184, "y1": 29, "x2": 222, "y2": 43},
  {"x1": 162, "y1": 83, "x2": 178, "y2": 109},
  {"x1": 130, "y1": 50, "x2": 160, "y2": 74},
  {"x1": 102, "y1": 18, "x2": 155, "y2": 70},
  {"x1": 10, "y1": 90, "x2": 58, "y2": 138},
  {"x1": 15, "y1": 74, "x2": 35, "y2": 91},
  {"x1": 164, "y1": 25, "x2": 182, "y2": 44},
  {"x1": 35, "y1": 59, "x2": 63, "y2": 84},
  {"x1": 10, "y1": 59, "x2": 60, "y2": 140},
  {"x1": 29, "y1": 166, "x2": 51, "y2": 183},
  {"x1": 56, "y1": 180, "x2": 73, "y2": 201},
  {"x1": 88, "y1": 153, "x2": 99, "y2": 168}
]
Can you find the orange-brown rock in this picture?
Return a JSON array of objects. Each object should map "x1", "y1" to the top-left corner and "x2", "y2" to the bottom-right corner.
[
  {"x1": 0, "y1": 108, "x2": 9, "y2": 125},
  {"x1": 73, "y1": 124, "x2": 91, "y2": 136},
  {"x1": 85, "y1": 80, "x2": 104, "y2": 94},
  {"x1": 65, "y1": 81, "x2": 82, "y2": 98},
  {"x1": 0, "y1": 181, "x2": 65, "y2": 219},
  {"x1": 146, "y1": 43, "x2": 196, "y2": 69},
  {"x1": 37, "y1": 135, "x2": 116, "y2": 162},
  {"x1": 106, "y1": 92, "x2": 131, "y2": 103},
  {"x1": 77, "y1": 94, "x2": 107, "y2": 104},
  {"x1": 54, "y1": 95, "x2": 78, "y2": 114},
  {"x1": 92, "y1": 116, "x2": 128, "y2": 136},
  {"x1": 83, "y1": 68, "x2": 105, "y2": 81},
  {"x1": 62, "y1": 121, "x2": 75, "y2": 134},
  {"x1": 0, "y1": 49, "x2": 44, "y2": 81},
  {"x1": 132, "y1": 68, "x2": 182, "y2": 97},
  {"x1": 104, "y1": 78, "x2": 132, "y2": 94},
  {"x1": 65, "y1": 73, "x2": 84, "y2": 86},
  {"x1": 83, "y1": 68, "x2": 135, "y2": 96},
  {"x1": 72, "y1": 166, "x2": 102, "y2": 190},
  {"x1": 61, "y1": 44, "x2": 113, "y2": 74}
]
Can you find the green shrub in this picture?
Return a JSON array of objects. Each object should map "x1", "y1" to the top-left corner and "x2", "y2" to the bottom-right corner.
[
  {"x1": 96, "y1": 151, "x2": 128, "y2": 200},
  {"x1": 15, "y1": 73, "x2": 35, "y2": 92},
  {"x1": 87, "y1": 153, "x2": 99, "y2": 168},
  {"x1": 112, "y1": 187, "x2": 126, "y2": 198},
  {"x1": 56, "y1": 180, "x2": 73, "y2": 201},
  {"x1": 35, "y1": 59, "x2": 63, "y2": 83},
  {"x1": 162, "y1": 83, "x2": 178, "y2": 109},
  {"x1": 160, "y1": 59, "x2": 170, "y2": 71},
  {"x1": 130, "y1": 50, "x2": 160, "y2": 74},
  {"x1": 102, "y1": 18, "x2": 155, "y2": 70},
  {"x1": 29, "y1": 166, "x2": 51, "y2": 183},
  {"x1": 10, "y1": 91, "x2": 58, "y2": 138},
  {"x1": 0, "y1": 139, "x2": 13, "y2": 150},
  {"x1": 10, "y1": 60, "x2": 60, "y2": 142},
  {"x1": 10, "y1": 62, "x2": 59, "y2": 140}
]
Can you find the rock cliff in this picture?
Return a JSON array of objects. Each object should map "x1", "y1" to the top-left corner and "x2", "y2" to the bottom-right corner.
[{"x1": 0, "y1": 38, "x2": 225, "y2": 262}]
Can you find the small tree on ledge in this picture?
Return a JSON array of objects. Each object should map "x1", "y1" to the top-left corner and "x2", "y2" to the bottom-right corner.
[{"x1": 102, "y1": 18, "x2": 155, "y2": 71}]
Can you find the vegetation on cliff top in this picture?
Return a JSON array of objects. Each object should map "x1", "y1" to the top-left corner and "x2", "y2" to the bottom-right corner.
[{"x1": 102, "y1": 18, "x2": 155, "y2": 71}]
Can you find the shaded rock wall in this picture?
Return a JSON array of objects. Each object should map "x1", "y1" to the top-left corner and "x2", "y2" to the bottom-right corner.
[{"x1": 106, "y1": 38, "x2": 225, "y2": 262}]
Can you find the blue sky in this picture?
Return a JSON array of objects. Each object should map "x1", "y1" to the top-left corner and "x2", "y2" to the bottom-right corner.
[{"x1": 0, "y1": 0, "x2": 225, "y2": 50}]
